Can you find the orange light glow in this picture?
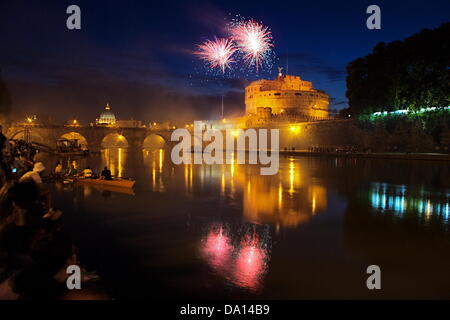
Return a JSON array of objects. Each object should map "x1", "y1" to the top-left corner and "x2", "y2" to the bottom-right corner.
[
  {"x1": 231, "y1": 130, "x2": 240, "y2": 137},
  {"x1": 289, "y1": 125, "x2": 300, "y2": 134}
]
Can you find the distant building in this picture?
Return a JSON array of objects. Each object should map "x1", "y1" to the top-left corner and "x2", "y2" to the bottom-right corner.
[
  {"x1": 245, "y1": 69, "x2": 329, "y2": 120},
  {"x1": 96, "y1": 103, "x2": 116, "y2": 126}
]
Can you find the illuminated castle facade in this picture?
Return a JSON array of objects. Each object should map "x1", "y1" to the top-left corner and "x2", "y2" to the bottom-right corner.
[{"x1": 245, "y1": 69, "x2": 329, "y2": 120}]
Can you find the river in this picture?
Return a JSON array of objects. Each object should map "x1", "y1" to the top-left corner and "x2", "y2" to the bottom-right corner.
[{"x1": 35, "y1": 148, "x2": 450, "y2": 299}]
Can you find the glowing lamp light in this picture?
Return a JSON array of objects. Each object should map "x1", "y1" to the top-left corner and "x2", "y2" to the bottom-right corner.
[
  {"x1": 372, "y1": 106, "x2": 450, "y2": 117},
  {"x1": 289, "y1": 125, "x2": 300, "y2": 134},
  {"x1": 231, "y1": 130, "x2": 240, "y2": 137},
  {"x1": 26, "y1": 117, "x2": 33, "y2": 123},
  {"x1": 118, "y1": 135, "x2": 125, "y2": 141}
]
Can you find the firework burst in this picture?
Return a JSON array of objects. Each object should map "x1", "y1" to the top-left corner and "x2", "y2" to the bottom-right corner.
[
  {"x1": 230, "y1": 19, "x2": 274, "y2": 71},
  {"x1": 195, "y1": 37, "x2": 237, "y2": 73}
]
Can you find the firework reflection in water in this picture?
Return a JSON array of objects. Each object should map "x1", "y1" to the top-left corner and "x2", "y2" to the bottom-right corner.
[{"x1": 200, "y1": 223, "x2": 271, "y2": 292}]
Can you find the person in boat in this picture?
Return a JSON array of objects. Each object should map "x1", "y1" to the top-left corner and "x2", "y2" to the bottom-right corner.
[
  {"x1": 54, "y1": 161, "x2": 63, "y2": 178},
  {"x1": 82, "y1": 166, "x2": 93, "y2": 179},
  {"x1": 66, "y1": 164, "x2": 78, "y2": 177},
  {"x1": 100, "y1": 166, "x2": 112, "y2": 180},
  {"x1": 19, "y1": 162, "x2": 46, "y2": 185}
]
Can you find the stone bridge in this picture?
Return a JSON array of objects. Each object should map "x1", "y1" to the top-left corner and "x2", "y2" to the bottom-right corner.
[
  {"x1": 6, "y1": 125, "x2": 183, "y2": 152},
  {"x1": 9, "y1": 119, "x2": 447, "y2": 154}
]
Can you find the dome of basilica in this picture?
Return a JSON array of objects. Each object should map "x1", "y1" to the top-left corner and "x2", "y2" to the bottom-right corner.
[{"x1": 96, "y1": 103, "x2": 116, "y2": 125}]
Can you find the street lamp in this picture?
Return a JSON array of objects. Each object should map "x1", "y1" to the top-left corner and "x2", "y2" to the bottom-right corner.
[
  {"x1": 289, "y1": 125, "x2": 300, "y2": 134},
  {"x1": 24, "y1": 116, "x2": 34, "y2": 143}
]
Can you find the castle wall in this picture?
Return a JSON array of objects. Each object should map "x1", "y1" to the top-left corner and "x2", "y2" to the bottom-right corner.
[
  {"x1": 275, "y1": 120, "x2": 448, "y2": 153},
  {"x1": 246, "y1": 91, "x2": 329, "y2": 117},
  {"x1": 245, "y1": 75, "x2": 329, "y2": 119}
]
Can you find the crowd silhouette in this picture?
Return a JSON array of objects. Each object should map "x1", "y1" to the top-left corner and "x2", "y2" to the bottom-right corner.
[{"x1": 0, "y1": 126, "x2": 108, "y2": 300}]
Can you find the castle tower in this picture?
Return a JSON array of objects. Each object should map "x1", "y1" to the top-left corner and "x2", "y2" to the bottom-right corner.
[{"x1": 245, "y1": 73, "x2": 329, "y2": 120}]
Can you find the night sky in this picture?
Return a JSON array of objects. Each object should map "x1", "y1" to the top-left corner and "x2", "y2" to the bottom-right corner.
[{"x1": 0, "y1": 0, "x2": 448, "y2": 124}]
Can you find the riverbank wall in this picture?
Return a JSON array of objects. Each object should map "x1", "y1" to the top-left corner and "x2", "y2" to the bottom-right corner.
[{"x1": 271, "y1": 119, "x2": 450, "y2": 154}]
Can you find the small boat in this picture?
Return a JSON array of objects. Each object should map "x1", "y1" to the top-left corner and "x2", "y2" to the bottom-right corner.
[
  {"x1": 56, "y1": 139, "x2": 89, "y2": 156},
  {"x1": 76, "y1": 178, "x2": 135, "y2": 188},
  {"x1": 57, "y1": 151, "x2": 89, "y2": 156},
  {"x1": 87, "y1": 184, "x2": 135, "y2": 196}
]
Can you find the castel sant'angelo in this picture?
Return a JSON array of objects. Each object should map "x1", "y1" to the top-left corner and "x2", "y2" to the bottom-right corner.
[{"x1": 244, "y1": 69, "x2": 329, "y2": 126}]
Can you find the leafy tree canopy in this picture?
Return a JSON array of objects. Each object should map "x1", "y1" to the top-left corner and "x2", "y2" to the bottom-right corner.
[{"x1": 346, "y1": 23, "x2": 450, "y2": 116}]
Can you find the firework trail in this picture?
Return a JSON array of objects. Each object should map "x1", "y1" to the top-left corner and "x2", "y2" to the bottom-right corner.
[
  {"x1": 195, "y1": 37, "x2": 237, "y2": 73},
  {"x1": 230, "y1": 19, "x2": 273, "y2": 71}
]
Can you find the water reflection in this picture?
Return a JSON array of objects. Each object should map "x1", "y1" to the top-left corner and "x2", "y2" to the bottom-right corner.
[
  {"x1": 200, "y1": 223, "x2": 270, "y2": 292},
  {"x1": 370, "y1": 182, "x2": 450, "y2": 224},
  {"x1": 143, "y1": 149, "x2": 166, "y2": 192},
  {"x1": 102, "y1": 148, "x2": 126, "y2": 178},
  {"x1": 37, "y1": 147, "x2": 128, "y2": 179},
  {"x1": 36, "y1": 150, "x2": 450, "y2": 298},
  {"x1": 235, "y1": 156, "x2": 327, "y2": 228},
  {"x1": 233, "y1": 228, "x2": 269, "y2": 291},
  {"x1": 142, "y1": 151, "x2": 328, "y2": 228},
  {"x1": 201, "y1": 225, "x2": 233, "y2": 273}
]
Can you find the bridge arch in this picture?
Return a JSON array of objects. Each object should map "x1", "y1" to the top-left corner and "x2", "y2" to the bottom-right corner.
[
  {"x1": 8, "y1": 129, "x2": 46, "y2": 145},
  {"x1": 142, "y1": 134, "x2": 168, "y2": 150},
  {"x1": 101, "y1": 132, "x2": 129, "y2": 148},
  {"x1": 60, "y1": 132, "x2": 89, "y2": 149}
]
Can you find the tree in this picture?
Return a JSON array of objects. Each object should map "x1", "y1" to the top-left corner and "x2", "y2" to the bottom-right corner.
[{"x1": 346, "y1": 23, "x2": 450, "y2": 115}]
